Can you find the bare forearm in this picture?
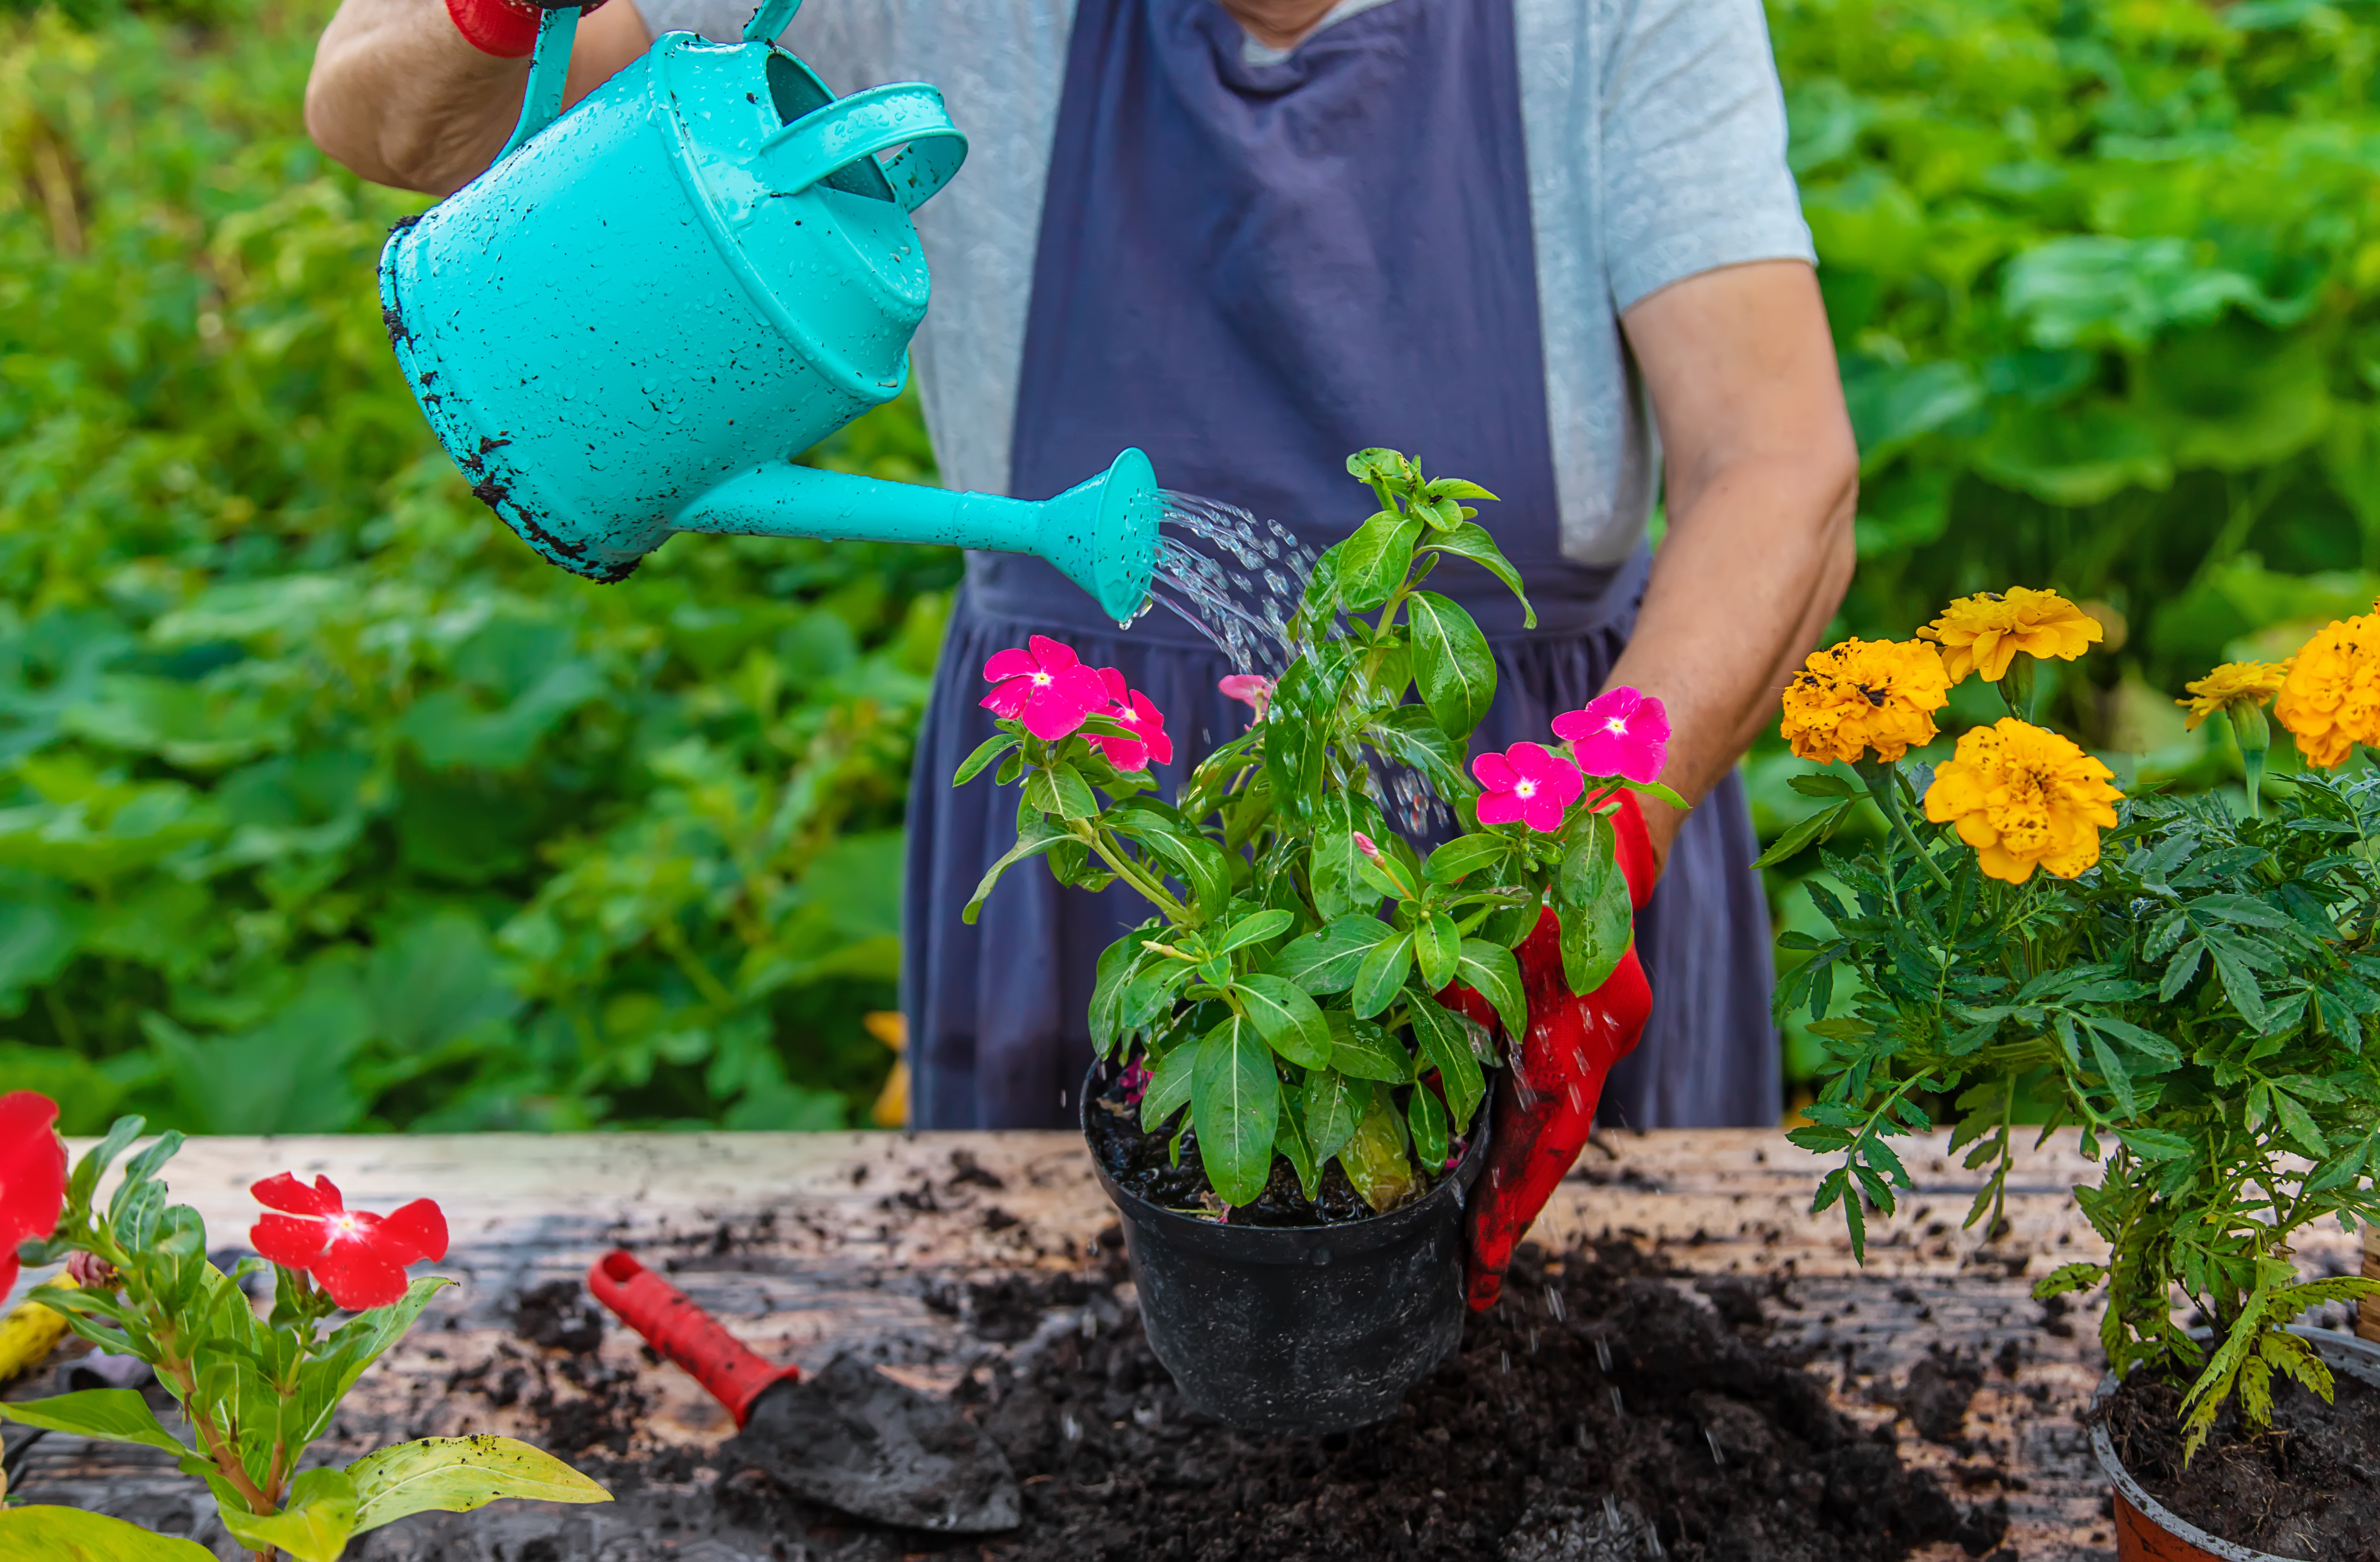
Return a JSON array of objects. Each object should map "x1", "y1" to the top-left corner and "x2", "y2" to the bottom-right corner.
[
  {"x1": 306, "y1": 0, "x2": 651, "y2": 195},
  {"x1": 1604, "y1": 456, "x2": 1856, "y2": 809},
  {"x1": 1610, "y1": 259, "x2": 1860, "y2": 865}
]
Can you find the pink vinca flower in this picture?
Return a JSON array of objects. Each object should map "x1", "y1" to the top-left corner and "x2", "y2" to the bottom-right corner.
[
  {"x1": 1090, "y1": 669, "x2": 1175, "y2": 770},
  {"x1": 1552, "y1": 687, "x2": 1669, "y2": 784},
  {"x1": 1218, "y1": 674, "x2": 1275, "y2": 722},
  {"x1": 980, "y1": 636, "x2": 1109, "y2": 742},
  {"x1": 1472, "y1": 742, "x2": 1584, "y2": 834},
  {"x1": 1351, "y1": 831, "x2": 1382, "y2": 861}
]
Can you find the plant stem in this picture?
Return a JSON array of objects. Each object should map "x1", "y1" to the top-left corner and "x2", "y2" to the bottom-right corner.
[
  {"x1": 1076, "y1": 824, "x2": 1191, "y2": 922},
  {"x1": 1855, "y1": 760, "x2": 1955, "y2": 893}
]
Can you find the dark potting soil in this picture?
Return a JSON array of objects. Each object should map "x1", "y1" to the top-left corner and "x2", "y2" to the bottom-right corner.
[
  {"x1": 2104, "y1": 1363, "x2": 2380, "y2": 1562},
  {"x1": 382, "y1": 1244, "x2": 1999, "y2": 1560},
  {"x1": 1086, "y1": 1075, "x2": 1446, "y2": 1228}
]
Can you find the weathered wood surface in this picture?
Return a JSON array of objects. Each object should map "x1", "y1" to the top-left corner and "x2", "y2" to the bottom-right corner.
[{"x1": 3, "y1": 1128, "x2": 2368, "y2": 1561}]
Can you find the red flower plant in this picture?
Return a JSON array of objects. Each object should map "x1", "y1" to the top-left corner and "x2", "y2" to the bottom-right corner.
[
  {"x1": 1553, "y1": 686, "x2": 1669, "y2": 784},
  {"x1": 1472, "y1": 742, "x2": 1584, "y2": 834},
  {"x1": 1218, "y1": 673, "x2": 1275, "y2": 722},
  {"x1": 0, "y1": 1091, "x2": 67, "y2": 1298},
  {"x1": 1090, "y1": 669, "x2": 1175, "y2": 770},
  {"x1": 981, "y1": 636, "x2": 1109, "y2": 741},
  {"x1": 249, "y1": 1173, "x2": 449, "y2": 1311}
]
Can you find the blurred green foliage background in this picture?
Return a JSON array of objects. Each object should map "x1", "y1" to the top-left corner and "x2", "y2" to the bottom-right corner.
[{"x1": 1, "y1": 0, "x2": 2374, "y2": 1131}]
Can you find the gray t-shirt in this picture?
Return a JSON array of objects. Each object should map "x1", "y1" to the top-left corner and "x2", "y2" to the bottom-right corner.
[{"x1": 630, "y1": 0, "x2": 1813, "y2": 566}]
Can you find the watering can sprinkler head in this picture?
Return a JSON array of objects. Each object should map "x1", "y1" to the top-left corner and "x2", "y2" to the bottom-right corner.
[{"x1": 376, "y1": 1, "x2": 1161, "y2": 622}]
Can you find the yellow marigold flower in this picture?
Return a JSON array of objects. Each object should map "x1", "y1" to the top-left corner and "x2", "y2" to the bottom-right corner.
[
  {"x1": 2274, "y1": 613, "x2": 2380, "y2": 769},
  {"x1": 1916, "y1": 588, "x2": 2104, "y2": 683},
  {"x1": 2177, "y1": 659, "x2": 2290, "y2": 732},
  {"x1": 1778, "y1": 639, "x2": 1950, "y2": 765},
  {"x1": 1923, "y1": 718, "x2": 2121, "y2": 884}
]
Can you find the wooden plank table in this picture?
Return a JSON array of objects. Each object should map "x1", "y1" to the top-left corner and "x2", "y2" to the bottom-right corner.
[{"x1": 3, "y1": 1129, "x2": 2367, "y2": 1560}]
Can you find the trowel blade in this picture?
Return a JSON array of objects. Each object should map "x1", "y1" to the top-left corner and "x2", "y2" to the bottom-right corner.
[{"x1": 724, "y1": 1352, "x2": 1021, "y2": 1534}]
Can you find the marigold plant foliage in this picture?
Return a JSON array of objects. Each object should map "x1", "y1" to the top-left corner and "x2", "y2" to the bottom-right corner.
[{"x1": 1772, "y1": 594, "x2": 2380, "y2": 1457}]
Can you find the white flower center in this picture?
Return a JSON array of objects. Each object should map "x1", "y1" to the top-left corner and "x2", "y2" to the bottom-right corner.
[
  {"x1": 326, "y1": 1213, "x2": 364, "y2": 1240},
  {"x1": 1031, "y1": 671, "x2": 1052, "y2": 688},
  {"x1": 1605, "y1": 717, "x2": 1629, "y2": 736},
  {"x1": 1514, "y1": 780, "x2": 1536, "y2": 798}
]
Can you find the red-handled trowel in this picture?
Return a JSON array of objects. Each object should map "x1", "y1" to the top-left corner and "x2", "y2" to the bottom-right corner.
[{"x1": 586, "y1": 1250, "x2": 1021, "y2": 1533}]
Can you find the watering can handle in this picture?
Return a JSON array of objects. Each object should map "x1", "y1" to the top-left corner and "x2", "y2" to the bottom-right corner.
[
  {"x1": 499, "y1": 3, "x2": 588, "y2": 161},
  {"x1": 752, "y1": 84, "x2": 968, "y2": 214}
]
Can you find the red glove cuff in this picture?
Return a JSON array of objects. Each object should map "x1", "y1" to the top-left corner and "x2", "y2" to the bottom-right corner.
[{"x1": 445, "y1": 0, "x2": 544, "y2": 58}]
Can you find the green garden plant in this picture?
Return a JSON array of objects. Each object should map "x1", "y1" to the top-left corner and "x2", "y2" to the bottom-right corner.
[
  {"x1": 954, "y1": 452, "x2": 1679, "y2": 1210},
  {"x1": 1769, "y1": 591, "x2": 2380, "y2": 1455},
  {"x1": 0, "y1": 1090, "x2": 608, "y2": 1559}
]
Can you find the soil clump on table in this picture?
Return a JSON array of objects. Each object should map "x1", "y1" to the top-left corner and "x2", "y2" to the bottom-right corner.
[
  {"x1": 365, "y1": 1241, "x2": 2004, "y2": 1560},
  {"x1": 2103, "y1": 1364, "x2": 2380, "y2": 1561}
]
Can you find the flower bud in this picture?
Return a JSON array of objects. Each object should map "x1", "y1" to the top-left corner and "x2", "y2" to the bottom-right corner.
[
  {"x1": 1352, "y1": 831, "x2": 1382, "y2": 861},
  {"x1": 65, "y1": 1250, "x2": 120, "y2": 1291}
]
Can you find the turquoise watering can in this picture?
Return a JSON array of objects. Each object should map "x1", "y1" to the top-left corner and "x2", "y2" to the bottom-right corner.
[{"x1": 378, "y1": 0, "x2": 1159, "y2": 621}]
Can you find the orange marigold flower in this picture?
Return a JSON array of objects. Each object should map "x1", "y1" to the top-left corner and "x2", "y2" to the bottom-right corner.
[
  {"x1": 2177, "y1": 659, "x2": 2290, "y2": 732},
  {"x1": 2274, "y1": 614, "x2": 2380, "y2": 769},
  {"x1": 1922, "y1": 719, "x2": 2121, "y2": 884},
  {"x1": 1917, "y1": 588, "x2": 2104, "y2": 683},
  {"x1": 1779, "y1": 639, "x2": 1950, "y2": 765}
]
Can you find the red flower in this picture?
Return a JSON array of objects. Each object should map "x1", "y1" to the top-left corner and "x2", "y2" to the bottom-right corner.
[
  {"x1": 0, "y1": 1091, "x2": 67, "y2": 1298},
  {"x1": 980, "y1": 636, "x2": 1109, "y2": 742},
  {"x1": 1089, "y1": 668, "x2": 1174, "y2": 770},
  {"x1": 249, "y1": 1173, "x2": 449, "y2": 1311}
]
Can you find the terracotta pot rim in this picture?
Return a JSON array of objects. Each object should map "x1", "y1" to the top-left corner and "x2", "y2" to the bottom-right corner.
[{"x1": 2089, "y1": 1323, "x2": 2380, "y2": 1562}]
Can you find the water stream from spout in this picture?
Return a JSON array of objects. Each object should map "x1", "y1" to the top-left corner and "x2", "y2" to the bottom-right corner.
[{"x1": 1134, "y1": 491, "x2": 1451, "y2": 833}]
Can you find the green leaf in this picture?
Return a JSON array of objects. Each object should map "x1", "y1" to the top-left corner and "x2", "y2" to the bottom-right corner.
[
  {"x1": 962, "y1": 815, "x2": 1070, "y2": 924},
  {"x1": 1751, "y1": 797, "x2": 1859, "y2": 868},
  {"x1": 1309, "y1": 793, "x2": 1388, "y2": 921},
  {"x1": 1338, "y1": 510, "x2": 1425, "y2": 611},
  {"x1": 1424, "y1": 834, "x2": 1506, "y2": 885},
  {"x1": 1408, "y1": 994, "x2": 1486, "y2": 1132},
  {"x1": 1089, "y1": 934, "x2": 1151, "y2": 1056},
  {"x1": 1364, "y1": 706, "x2": 1473, "y2": 802},
  {"x1": 1340, "y1": 1085, "x2": 1418, "y2": 1212},
  {"x1": 2271, "y1": 1089, "x2": 2330, "y2": 1157},
  {"x1": 0, "y1": 1390, "x2": 188, "y2": 1455},
  {"x1": 217, "y1": 1466, "x2": 358, "y2": 1562},
  {"x1": 1414, "y1": 910, "x2": 1461, "y2": 992},
  {"x1": 1406, "y1": 591, "x2": 1496, "y2": 743},
  {"x1": 1553, "y1": 811, "x2": 1634, "y2": 995},
  {"x1": 1407, "y1": 1083, "x2": 1449, "y2": 1168},
  {"x1": 1211, "y1": 908, "x2": 1295, "y2": 957},
  {"x1": 2117, "y1": 1127, "x2": 2194, "y2": 1163},
  {"x1": 1453, "y1": 938, "x2": 1526, "y2": 1040},
  {"x1": 1231, "y1": 975, "x2": 1335, "y2": 1069},
  {"x1": 1302, "y1": 1065, "x2": 1362, "y2": 1166},
  {"x1": 951, "y1": 733, "x2": 1019, "y2": 787},
  {"x1": 1326, "y1": 1011, "x2": 1414, "y2": 1082},
  {"x1": 1191, "y1": 1014, "x2": 1280, "y2": 1207},
  {"x1": 1351, "y1": 929, "x2": 1415, "y2": 1019},
  {"x1": 348, "y1": 1435, "x2": 612, "y2": 1534},
  {"x1": 1274, "y1": 1106, "x2": 1320, "y2": 1202},
  {"x1": 1107, "y1": 799, "x2": 1233, "y2": 924},
  {"x1": 1141, "y1": 1040, "x2": 1198, "y2": 1132},
  {"x1": 1273, "y1": 916, "x2": 1392, "y2": 995},
  {"x1": 1419, "y1": 522, "x2": 1536, "y2": 628},
  {"x1": 1047, "y1": 762, "x2": 1101, "y2": 821},
  {"x1": 67, "y1": 1115, "x2": 147, "y2": 1210},
  {"x1": 0, "y1": 1508, "x2": 215, "y2": 1561}
]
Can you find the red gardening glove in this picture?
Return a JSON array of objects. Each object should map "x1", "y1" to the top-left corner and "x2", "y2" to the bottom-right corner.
[{"x1": 1441, "y1": 791, "x2": 1657, "y2": 1311}]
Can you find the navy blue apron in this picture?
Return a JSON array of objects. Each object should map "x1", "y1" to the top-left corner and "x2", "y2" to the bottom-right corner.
[{"x1": 900, "y1": 0, "x2": 1778, "y2": 1130}]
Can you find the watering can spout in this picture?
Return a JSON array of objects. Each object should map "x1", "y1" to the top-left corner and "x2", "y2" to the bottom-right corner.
[{"x1": 675, "y1": 450, "x2": 1160, "y2": 625}]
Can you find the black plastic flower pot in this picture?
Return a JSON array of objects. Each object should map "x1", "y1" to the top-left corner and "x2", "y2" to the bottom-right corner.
[{"x1": 1081, "y1": 1059, "x2": 1489, "y2": 1435}]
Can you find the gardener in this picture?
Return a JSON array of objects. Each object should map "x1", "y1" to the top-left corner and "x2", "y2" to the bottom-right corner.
[{"x1": 307, "y1": 0, "x2": 1857, "y2": 1133}]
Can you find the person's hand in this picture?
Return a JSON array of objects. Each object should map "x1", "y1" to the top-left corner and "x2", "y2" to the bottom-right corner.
[{"x1": 1442, "y1": 791, "x2": 1657, "y2": 1311}]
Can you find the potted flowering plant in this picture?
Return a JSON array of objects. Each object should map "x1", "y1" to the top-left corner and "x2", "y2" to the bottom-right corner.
[
  {"x1": 0, "y1": 1091, "x2": 609, "y2": 1560},
  {"x1": 952, "y1": 450, "x2": 1676, "y2": 1431},
  {"x1": 1767, "y1": 591, "x2": 2380, "y2": 1562}
]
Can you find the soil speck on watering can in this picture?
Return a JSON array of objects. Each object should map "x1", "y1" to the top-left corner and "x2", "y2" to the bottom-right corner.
[{"x1": 2102, "y1": 1366, "x2": 2380, "y2": 1560}]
